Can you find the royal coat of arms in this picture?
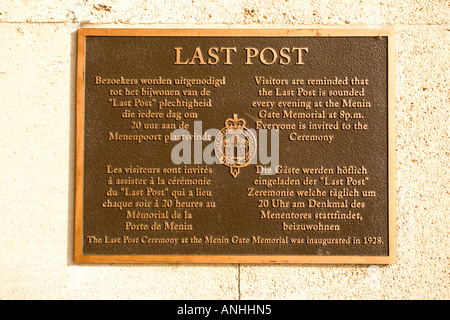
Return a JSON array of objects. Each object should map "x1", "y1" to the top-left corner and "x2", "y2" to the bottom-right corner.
[{"x1": 214, "y1": 114, "x2": 257, "y2": 177}]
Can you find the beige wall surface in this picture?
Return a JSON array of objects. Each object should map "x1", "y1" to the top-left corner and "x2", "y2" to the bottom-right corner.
[{"x1": 0, "y1": 1, "x2": 448, "y2": 299}]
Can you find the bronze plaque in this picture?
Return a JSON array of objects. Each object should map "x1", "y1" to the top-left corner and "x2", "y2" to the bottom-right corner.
[{"x1": 75, "y1": 29, "x2": 396, "y2": 264}]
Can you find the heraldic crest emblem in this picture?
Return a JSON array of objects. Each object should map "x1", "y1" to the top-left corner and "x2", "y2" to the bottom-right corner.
[{"x1": 214, "y1": 114, "x2": 257, "y2": 178}]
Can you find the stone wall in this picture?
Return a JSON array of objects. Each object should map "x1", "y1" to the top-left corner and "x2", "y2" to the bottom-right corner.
[{"x1": 0, "y1": 0, "x2": 448, "y2": 299}]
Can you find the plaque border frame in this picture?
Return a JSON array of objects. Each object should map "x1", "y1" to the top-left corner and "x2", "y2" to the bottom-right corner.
[{"x1": 74, "y1": 28, "x2": 396, "y2": 264}]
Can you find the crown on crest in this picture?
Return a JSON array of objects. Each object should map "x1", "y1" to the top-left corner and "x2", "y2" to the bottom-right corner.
[{"x1": 225, "y1": 114, "x2": 246, "y2": 130}]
